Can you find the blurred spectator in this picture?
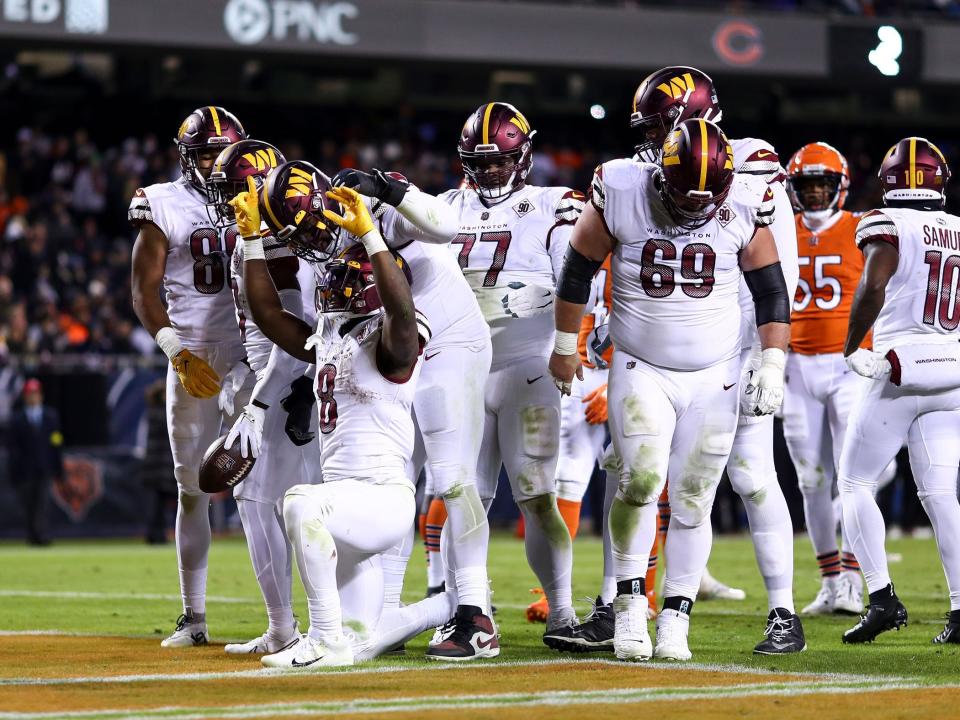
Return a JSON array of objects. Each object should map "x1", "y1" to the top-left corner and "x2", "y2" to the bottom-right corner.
[{"x1": 140, "y1": 379, "x2": 175, "y2": 544}]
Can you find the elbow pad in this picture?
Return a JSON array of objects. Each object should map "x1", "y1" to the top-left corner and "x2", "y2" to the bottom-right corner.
[
  {"x1": 556, "y1": 246, "x2": 603, "y2": 304},
  {"x1": 744, "y1": 261, "x2": 791, "y2": 326}
]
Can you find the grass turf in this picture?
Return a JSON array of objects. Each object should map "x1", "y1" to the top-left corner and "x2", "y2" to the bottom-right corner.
[{"x1": 0, "y1": 532, "x2": 957, "y2": 681}]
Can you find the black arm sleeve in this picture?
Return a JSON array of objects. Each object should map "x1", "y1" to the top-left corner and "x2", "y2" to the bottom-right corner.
[
  {"x1": 744, "y1": 261, "x2": 791, "y2": 326},
  {"x1": 556, "y1": 245, "x2": 603, "y2": 304}
]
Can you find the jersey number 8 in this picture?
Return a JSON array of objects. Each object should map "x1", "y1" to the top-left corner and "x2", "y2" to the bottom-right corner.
[{"x1": 189, "y1": 227, "x2": 238, "y2": 294}]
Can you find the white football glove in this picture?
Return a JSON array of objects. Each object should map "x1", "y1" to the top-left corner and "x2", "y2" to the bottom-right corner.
[
  {"x1": 845, "y1": 348, "x2": 892, "y2": 379},
  {"x1": 224, "y1": 402, "x2": 266, "y2": 459},
  {"x1": 218, "y1": 361, "x2": 251, "y2": 416},
  {"x1": 741, "y1": 348, "x2": 786, "y2": 417},
  {"x1": 587, "y1": 320, "x2": 612, "y2": 370},
  {"x1": 500, "y1": 281, "x2": 554, "y2": 319}
]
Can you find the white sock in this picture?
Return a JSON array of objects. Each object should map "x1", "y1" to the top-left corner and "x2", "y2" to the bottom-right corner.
[
  {"x1": 519, "y1": 494, "x2": 573, "y2": 616},
  {"x1": 742, "y1": 487, "x2": 796, "y2": 613},
  {"x1": 609, "y1": 494, "x2": 658, "y2": 583},
  {"x1": 443, "y1": 485, "x2": 490, "y2": 606},
  {"x1": 382, "y1": 527, "x2": 414, "y2": 610},
  {"x1": 176, "y1": 492, "x2": 211, "y2": 617},
  {"x1": 600, "y1": 470, "x2": 617, "y2": 604},
  {"x1": 237, "y1": 498, "x2": 294, "y2": 639},
  {"x1": 662, "y1": 516, "x2": 711, "y2": 601},
  {"x1": 839, "y1": 481, "x2": 890, "y2": 594},
  {"x1": 427, "y1": 549, "x2": 446, "y2": 589},
  {"x1": 355, "y1": 590, "x2": 457, "y2": 661},
  {"x1": 914, "y1": 463, "x2": 960, "y2": 612}
]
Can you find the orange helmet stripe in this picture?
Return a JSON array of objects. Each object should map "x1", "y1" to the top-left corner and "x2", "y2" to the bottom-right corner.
[
  {"x1": 482, "y1": 103, "x2": 495, "y2": 145},
  {"x1": 208, "y1": 106, "x2": 222, "y2": 137},
  {"x1": 697, "y1": 119, "x2": 709, "y2": 192}
]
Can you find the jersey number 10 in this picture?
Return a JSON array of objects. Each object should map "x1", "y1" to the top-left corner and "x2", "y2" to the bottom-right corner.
[{"x1": 923, "y1": 250, "x2": 960, "y2": 331}]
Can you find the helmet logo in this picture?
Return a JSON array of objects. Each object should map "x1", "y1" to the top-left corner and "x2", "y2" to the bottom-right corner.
[
  {"x1": 509, "y1": 113, "x2": 531, "y2": 133},
  {"x1": 286, "y1": 166, "x2": 315, "y2": 198},
  {"x1": 655, "y1": 73, "x2": 696, "y2": 100},
  {"x1": 662, "y1": 131, "x2": 681, "y2": 166},
  {"x1": 242, "y1": 148, "x2": 279, "y2": 171}
]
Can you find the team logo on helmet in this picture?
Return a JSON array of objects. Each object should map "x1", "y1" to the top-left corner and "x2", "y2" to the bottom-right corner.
[
  {"x1": 207, "y1": 139, "x2": 285, "y2": 228},
  {"x1": 656, "y1": 72, "x2": 696, "y2": 101}
]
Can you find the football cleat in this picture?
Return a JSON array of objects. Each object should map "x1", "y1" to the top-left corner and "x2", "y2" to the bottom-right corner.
[
  {"x1": 654, "y1": 608, "x2": 692, "y2": 661},
  {"x1": 425, "y1": 605, "x2": 500, "y2": 661},
  {"x1": 754, "y1": 608, "x2": 807, "y2": 654},
  {"x1": 542, "y1": 597, "x2": 614, "y2": 653},
  {"x1": 842, "y1": 600, "x2": 908, "y2": 644},
  {"x1": 932, "y1": 616, "x2": 960, "y2": 644},
  {"x1": 261, "y1": 634, "x2": 353, "y2": 669},
  {"x1": 160, "y1": 613, "x2": 208, "y2": 648},
  {"x1": 698, "y1": 568, "x2": 746, "y2": 601},
  {"x1": 224, "y1": 624, "x2": 300, "y2": 655},
  {"x1": 833, "y1": 573, "x2": 865, "y2": 615},
  {"x1": 613, "y1": 594, "x2": 652, "y2": 662},
  {"x1": 801, "y1": 577, "x2": 837, "y2": 616},
  {"x1": 427, "y1": 616, "x2": 456, "y2": 649},
  {"x1": 526, "y1": 588, "x2": 549, "y2": 623}
]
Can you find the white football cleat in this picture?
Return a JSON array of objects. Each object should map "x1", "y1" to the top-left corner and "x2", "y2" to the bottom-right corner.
[
  {"x1": 224, "y1": 624, "x2": 300, "y2": 654},
  {"x1": 833, "y1": 573, "x2": 864, "y2": 615},
  {"x1": 654, "y1": 608, "x2": 692, "y2": 661},
  {"x1": 428, "y1": 616, "x2": 456, "y2": 648},
  {"x1": 261, "y1": 634, "x2": 354, "y2": 670},
  {"x1": 801, "y1": 577, "x2": 837, "y2": 616},
  {"x1": 698, "y1": 568, "x2": 746, "y2": 601},
  {"x1": 160, "y1": 614, "x2": 208, "y2": 648},
  {"x1": 613, "y1": 594, "x2": 652, "y2": 662}
]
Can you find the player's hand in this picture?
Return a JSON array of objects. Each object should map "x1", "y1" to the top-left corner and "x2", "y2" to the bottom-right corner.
[
  {"x1": 587, "y1": 321, "x2": 612, "y2": 370},
  {"x1": 280, "y1": 376, "x2": 316, "y2": 447},
  {"x1": 229, "y1": 175, "x2": 262, "y2": 239},
  {"x1": 549, "y1": 351, "x2": 582, "y2": 396},
  {"x1": 224, "y1": 402, "x2": 266, "y2": 459},
  {"x1": 583, "y1": 383, "x2": 608, "y2": 424},
  {"x1": 741, "y1": 348, "x2": 785, "y2": 416},
  {"x1": 217, "y1": 361, "x2": 251, "y2": 416},
  {"x1": 332, "y1": 168, "x2": 408, "y2": 207},
  {"x1": 845, "y1": 348, "x2": 892, "y2": 379},
  {"x1": 501, "y1": 282, "x2": 554, "y2": 319},
  {"x1": 323, "y1": 186, "x2": 375, "y2": 238},
  {"x1": 171, "y1": 349, "x2": 221, "y2": 399}
]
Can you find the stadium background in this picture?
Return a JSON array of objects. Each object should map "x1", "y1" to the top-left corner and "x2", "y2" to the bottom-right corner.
[{"x1": 0, "y1": 0, "x2": 953, "y2": 539}]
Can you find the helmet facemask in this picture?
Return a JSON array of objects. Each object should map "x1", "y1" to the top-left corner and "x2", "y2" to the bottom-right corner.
[
  {"x1": 317, "y1": 258, "x2": 380, "y2": 316},
  {"x1": 460, "y1": 142, "x2": 532, "y2": 204},
  {"x1": 657, "y1": 170, "x2": 730, "y2": 231},
  {"x1": 787, "y1": 174, "x2": 842, "y2": 219}
]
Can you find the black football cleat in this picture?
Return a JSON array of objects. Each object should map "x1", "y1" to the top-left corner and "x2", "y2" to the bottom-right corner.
[
  {"x1": 425, "y1": 605, "x2": 499, "y2": 661},
  {"x1": 842, "y1": 601, "x2": 908, "y2": 644},
  {"x1": 543, "y1": 597, "x2": 614, "y2": 653},
  {"x1": 754, "y1": 608, "x2": 807, "y2": 654},
  {"x1": 932, "y1": 615, "x2": 960, "y2": 644}
]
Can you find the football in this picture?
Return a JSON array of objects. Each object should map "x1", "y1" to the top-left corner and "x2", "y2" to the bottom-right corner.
[{"x1": 198, "y1": 434, "x2": 255, "y2": 494}]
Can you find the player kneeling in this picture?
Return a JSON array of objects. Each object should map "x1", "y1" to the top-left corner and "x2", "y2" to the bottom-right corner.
[{"x1": 230, "y1": 166, "x2": 460, "y2": 668}]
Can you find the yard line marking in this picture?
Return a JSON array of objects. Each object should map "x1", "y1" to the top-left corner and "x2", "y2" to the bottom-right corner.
[
  {"x1": 0, "y1": 679, "x2": 951, "y2": 719},
  {"x1": 0, "y1": 590, "x2": 256, "y2": 604}
]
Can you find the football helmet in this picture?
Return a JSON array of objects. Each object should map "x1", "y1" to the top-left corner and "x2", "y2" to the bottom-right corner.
[
  {"x1": 318, "y1": 243, "x2": 413, "y2": 315},
  {"x1": 631, "y1": 66, "x2": 721, "y2": 162},
  {"x1": 458, "y1": 102, "x2": 535, "y2": 203},
  {"x1": 879, "y1": 137, "x2": 951, "y2": 208},
  {"x1": 259, "y1": 160, "x2": 341, "y2": 263},
  {"x1": 786, "y1": 142, "x2": 850, "y2": 217},
  {"x1": 657, "y1": 119, "x2": 735, "y2": 230},
  {"x1": 207, "y1": 139, "x2": 286, "y2": 228},
  {"x1": 175, "y1": 106, "x2": 247, "y2": 196}
]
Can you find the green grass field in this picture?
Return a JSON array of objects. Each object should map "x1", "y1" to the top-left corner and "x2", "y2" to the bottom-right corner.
[{"x1": 1, "y1": 531, "x2": 957, "y2": 681}]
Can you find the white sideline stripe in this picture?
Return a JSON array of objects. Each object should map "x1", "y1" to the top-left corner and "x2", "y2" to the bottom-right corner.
[
  {"x1": 0, "y1": 657, "x2": 882, "y2": 687},
  {"x1": 0, "y1": 680, "x2": 949, "y2": 720},
  {"x1": 0, "y1": 590, "x2": 256, "y2": 604}
]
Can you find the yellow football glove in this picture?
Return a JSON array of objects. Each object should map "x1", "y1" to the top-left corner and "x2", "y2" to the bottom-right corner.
[
  {"x1": 171, "y1": 349, "x2": 221, "y2": 399},
  {"x1": 323, "y1": 186, "x2": 375, "y2": 239},
  {"x1": 228, "y1": 175, "x2": 262, "y2": 239}
]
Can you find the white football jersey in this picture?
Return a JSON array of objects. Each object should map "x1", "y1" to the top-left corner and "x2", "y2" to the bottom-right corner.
[
  {"x1": 856, "y1": 207, "x2": 960, "y2": 352},
  {"x1": 439, "y1": 184, "x2": 584, "y2": 368},
  {"x1": 310, "y1": 312, "x2": 429, "y2": 485},
  {"x1": 593, "y1": 159, "x2": 773, "y2": 371},
  {"x1": 128, "y1": 178, "x2": 242, "y2": 346}
]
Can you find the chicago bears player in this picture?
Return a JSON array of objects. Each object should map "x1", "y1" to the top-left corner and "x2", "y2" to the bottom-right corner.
[
  {"x1": 839, "y1": 138, "x2": 960, "y2": 646},
  {"x1": 438, "y1": 102, "x2": 583, "y2": 645},
  {"x1": 781, "y1": 142, "x2": 868, "y2": 616},
  {"x1": 204, "y1": 139, "x2": 322, "y2": 655},
  {"x1": 551, "y1": 120, "x2": 793, "y2": 661},
  {"x1": 230, "y1": 168, "x2": 464, "y2": 667},
  {"x1": 130, "y1": 106, "x2": 248, "y2": 647},
  {"x1": 630, "y1": 67, "x2": 803, "y2": 641}
]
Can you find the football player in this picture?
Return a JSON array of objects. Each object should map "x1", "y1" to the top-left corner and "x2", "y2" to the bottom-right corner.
[
  {"x1": 230, "y1": 166, "x2": 464, "y2": 667},
  {"x1": 203, "y1": 139, "x2": 322, "y2": 654},
  {"x1": 550, "y1": 120, "x2": 793, "y2": 661},
  {"x1": 130, "y1": 106, "x2": 248, "y2": 647},
  {"x1": 780, "y1": 142, "x2": 868, "y2": 616},
  {"x1": 839, "y1": 138, "x2": 960, "y2": 645},
  {"x1": 438, "y1": 102, "x2": 583, "y2": 646},
  {"x1": 630, "y1": 67, "x2": 803, "y2": 642}
]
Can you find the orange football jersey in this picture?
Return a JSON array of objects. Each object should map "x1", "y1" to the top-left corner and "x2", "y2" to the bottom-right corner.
[
  {"x1": 790, "y1": 210, "x2": 870, "y2": 354},
  {"x1": 578, "y1": 255, "x2": 613, "y2": 367}
]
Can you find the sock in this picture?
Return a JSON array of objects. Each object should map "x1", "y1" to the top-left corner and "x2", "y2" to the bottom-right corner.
[
  {"x1": 841, "y1": 551, "x2": 860, "y2": 575},
  {"x1": 949, "y1": 609, "x2": 960, "y2": 624},
  {"x1": 599, "y1": 469, "x2": 617, "y2": 605},
  {"x1": 425, "y1": 498, "x2": 447, "y2": 590},
  {"x1": 645, "y1": 533, "x2": 659, "y2": 605},
  {"x1": 663, "y1": 595, "x2": 694, "y2": 616},
  {"x1": 741, "y1": 483, "x2": 796, "y2": 614},
  {"x1": 799, "y1": 467, "x2": 841, "y2": 558},
  {"x1": 442, "y1": 484, "x2": 490, "y2": 608},
  {"x1": 520, "y1": 494, "x2": 573, "y2": 617},
  {"x1": 839, "y1": 482, "x2": 891, "y2": 594},
  {"x1": 662, "y1": 516, "x2": 712, "y2": 604},
  {"x1": 382, "y1": 527, "x2": 414, "y2": 610},
  {"x1": 176, "y1": 493, "x2": 211, "y2": 617},
  {"x1": 617, "y1": 577, "x2": 645, "y2": 597},
  {"x1": 236, "y1": 499, "x2": 294, "y2": 639},
  {"x1": 556, "y1": 498, "x2": 582, "y2": 540},
  {"x1": 610, "y1": 494, "x2": 659, "y2": 584},
  {"x1": 355, "y1": 590, "x2": 458, "y2": 662},
  {"x1": 868, "y1": 582, "x2": 897, "y2": 608},
  {"x1": 817, "y1": 550, "x2": 841, "y2": 579}
]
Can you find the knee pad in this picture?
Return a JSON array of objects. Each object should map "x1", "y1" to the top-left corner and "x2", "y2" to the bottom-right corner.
[
  {"x1": 837, "y1": 474, "x2": 874, "y2": 495},
  {"x1": 795, "y1": 459, "x2": 830, "y2": 496},
  {"x1": 520, "y1": 406, "x2": 560, "y2": 460},
  {"x1": 415, "y1": 386, "x2": 450, "y2": 435},
  {"x1": 618, "y1": 445, "x2": 665, "y2": 507},
  {"x1": 671, "y1": 433, "x2": 732, "y2": 527}
]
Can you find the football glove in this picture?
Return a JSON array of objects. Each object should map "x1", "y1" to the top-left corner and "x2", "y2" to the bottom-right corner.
[
  {"x1": 323, "y1": 186, "x2": 375, "y2": 238},
  {"x1": 331, "y1": 168, "x2": 408, "y2": 207},
  {"x1": 171, "y1": 350, "x2": 221, "y2": 399},
  {"x1": 587, "y1": 321, "x2": 612, "y2": 370},
  {"x1": 280, "y1": 375, "x2": 316, "y2": 447},
  {"x1": 845, "y1": 348, "x2": 892, "y2": 379},
  {"x1": 741, "y1": 348, "x2": 785, "y2": 417},
  {"x1": 583, "y1": 383, "x2": 608, "y2": 425},
  {"x1": 217, "y1": 361, "x2": 251, "y2": 416},
  {"x1": 500, "y1": 282, "x2": 554, "y2": 319},
  {"x1": 228, "y1": 175, "x2": 262, "y2": 239},
  {"x1": 224, "y1": 402, "x2": 266, "y2": 459}
]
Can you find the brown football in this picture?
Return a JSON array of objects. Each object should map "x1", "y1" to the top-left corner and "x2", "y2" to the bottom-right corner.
[{"x1": 198, "y1": 434, "x2": 255, "y2": 494}]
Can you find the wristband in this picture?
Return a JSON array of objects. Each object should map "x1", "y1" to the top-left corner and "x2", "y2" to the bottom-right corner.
[
  {"x1": 554, "y1": 330, "x2": 579, "y2": 356},
  {"x1": 243, "y1": 235, "x2": 266, "y2": 261},
  {"x1": 359, "y1": 227, "x2": 389, "y2": 257},
  {"x1": 155, "y1": 327, "x2": 184, "y2": 361}
]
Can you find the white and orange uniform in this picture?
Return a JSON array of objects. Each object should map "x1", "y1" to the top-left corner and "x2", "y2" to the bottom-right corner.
[
  {"x1": 128, "y1": 178, "x2": 246, "y2": 496},
  {"x1": 839, "y1": 207, "x2": 960, "y2": 602}
]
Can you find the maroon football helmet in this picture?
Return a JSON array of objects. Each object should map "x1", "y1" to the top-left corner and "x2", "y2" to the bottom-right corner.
[
  {"x1": 259, "y1": 160, "x2": 341, "y2": 263},
  {"x1": 207, "y1": 139, "x2": 286, "y2": 228},
  {"x1": 631, "y1": 66, "x2": 721, "y2": 162},
  {"x1": 879, "y1": 137, "x2": 951, "y2": 208},
  {"x1": 458, "y1": 102, "x2": 535, "y2": 203},
  {"x1": 175, "y1": 106, "x2": 247, "y2": 196},
  {"x1": 318, "y1": 243, "x2": 413, "y2": 316},
  {"x1": 658, "y1": 119, "x2": 735, "y2": 230}
]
